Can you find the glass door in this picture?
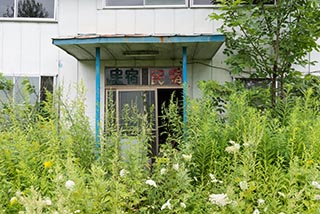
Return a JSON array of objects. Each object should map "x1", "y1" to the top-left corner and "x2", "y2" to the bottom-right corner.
[{"x1": 105, "y1": 89, "x2": 158, "y2": 155}]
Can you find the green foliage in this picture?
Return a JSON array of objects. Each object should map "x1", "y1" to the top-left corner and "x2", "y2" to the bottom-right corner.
[
  {"x1": 210, "y1": 0, "x2": 320, "y2": 105},
  {"x1": 0, "y1": 78, "x2": 320, "y2": 212}
]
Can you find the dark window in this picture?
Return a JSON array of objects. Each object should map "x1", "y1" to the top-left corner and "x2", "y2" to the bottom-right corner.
[{"x1": 40, "y1": 76, "x2": 54, "y2": 102}]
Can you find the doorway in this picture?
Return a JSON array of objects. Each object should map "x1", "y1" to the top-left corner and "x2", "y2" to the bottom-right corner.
[{"x1": 157, "y1": 88, "x2": 183, "y2": 148}]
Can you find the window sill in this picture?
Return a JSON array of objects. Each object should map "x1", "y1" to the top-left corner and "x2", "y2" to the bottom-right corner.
[
  {"x1": 0, "y1": 18, "x2": 58, "y2": 23},
  {"x1": 190, "y1": 5, "x2": 220, "y2": 8},
  {"x1": 103, "y1": 5, "x2": 188, "y2": 9}
]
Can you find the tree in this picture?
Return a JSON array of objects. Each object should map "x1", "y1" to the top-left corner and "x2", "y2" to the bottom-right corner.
[
  {"x1": 3, "y1": 0, "x2": 49, "y2": 18},
  {"x1": 210, "y1": 0, "x2": 320, "y2": 106}
]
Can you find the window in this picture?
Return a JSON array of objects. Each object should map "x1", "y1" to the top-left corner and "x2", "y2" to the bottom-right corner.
[
  {"x1": 0, "y1": 0, "x2": 55, "y2": 19},
  {"x1": 236, "y1": 78, "x2": 271, "y2": 89},
  {"x1": 105, "y1": 0, "x2": 186, "y2": 7},
  {"x1": 0, "y1": 76, "x2": 54, "y2": 105},
  {"x1": 192, "y1": 0, "x2": 275, "y2": 6},
  {"x1": 192, "y1": 0, "x2": 213, "y2": 6},
  {"x1": 40, "y1": 76, "x2": 54, "y2": 102}
]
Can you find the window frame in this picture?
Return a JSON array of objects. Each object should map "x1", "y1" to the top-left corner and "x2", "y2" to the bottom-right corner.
[
  {"x1": 104, "y1": 0, "x2": 188, "y2": 9},
  {"x1": 190, "y1": 0, "x2": 215, "y2": 8},
  {"x1": 0, "y1": 0, "x2": 57, "y2": 22},
  {"x1": 0, "y1": 75, "x2": 55, "y2": 105}
]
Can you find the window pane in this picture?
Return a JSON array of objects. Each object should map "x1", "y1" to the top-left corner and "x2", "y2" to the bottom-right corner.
[
  {"x1": 193, "y1": 0, "x2": 213, "y2": 5},
  {"x1": 40, "y1": 76, "x2": 54, "y2": 102},
  {"x1": 0, "y1": 0, "x2": 14, "y2": 17},
  {"x1": 0, "y1": 76, "x2": 13, "y2": 106},
  {"x1": 15, "y1": 77, "x2": 39, "y2": 104},
  {"x1": 17, "y1": 0, "x2": 54, "y2": 18},
  {"x1": 145, "y1": 0, "x2": 185, "y2": 5},
  {"x1": 119, "y1": 91, "x2": 155, "y2": 131},
  {"x1": 106, "y1": 0, "x2": 143, "y2": 6}
]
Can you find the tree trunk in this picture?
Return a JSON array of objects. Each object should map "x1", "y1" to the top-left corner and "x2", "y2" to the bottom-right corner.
[
  {"x1": 271, "y1": 72, "x2": 277, "y2": 107},
  {"x1": 280, "y1": 72, "x2": 285, "y2": 99}
]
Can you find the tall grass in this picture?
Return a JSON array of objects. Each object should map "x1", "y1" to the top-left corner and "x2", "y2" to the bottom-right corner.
[{"x1": 0, "y1": 77, "x2": 320, "y2": 213}]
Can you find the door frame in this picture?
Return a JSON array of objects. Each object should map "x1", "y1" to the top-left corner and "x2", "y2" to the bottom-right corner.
[{"x1": 105, "y1": 85, "x2": 182, "y2": 155}]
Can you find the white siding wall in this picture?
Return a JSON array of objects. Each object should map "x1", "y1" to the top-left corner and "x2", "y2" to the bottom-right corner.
[
  {"x1": 95, "y1": 8, "x2": 220, "y2": 35},
  {"x1": 0, "y1": 22, "x2": 58, "y2": 77}
]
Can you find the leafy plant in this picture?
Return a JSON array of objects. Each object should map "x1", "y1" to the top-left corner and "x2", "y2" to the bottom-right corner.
[{"x1": 210, "y1": 0, "x2": 320, "y2": 106}]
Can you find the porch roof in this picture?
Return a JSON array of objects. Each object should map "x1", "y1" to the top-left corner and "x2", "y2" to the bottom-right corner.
[{"x1": 52, "y1": 33, "x2": 225, "y2": 61}]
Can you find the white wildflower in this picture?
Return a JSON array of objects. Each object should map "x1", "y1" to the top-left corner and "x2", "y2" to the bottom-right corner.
[
  {"x1": 239, "y1": 181, "x2": 248, "y2": 191},
  {"x1": 257, "y1": 198, "x2": 265, "y2": 205},
  {"x1": 314, "y1": 195, "x2": 320, "y2": 201},
  {"x1": 65, "y1": 180, "x2": 75, "y2": 190},
  {"x1": 15, "y1": 191, "x2": 22, "y2": 197},
  {"x1": 209, "y1": 173, "x2": 223, "y2": 184},
  {"x1": 243, "y1": 140, "x2": 254, "y2": 147},
  {"x1": 18, "y1": 212, "x2": 25, "y2": 214},
  {"x1": 225, "y1": 140, "x2": 240, "y2": 154},
  {"x1": 209, "y1": 173, "x2": 217, "y2": 182},
  {"x1": 279, "y1": 212, "x2": 285, "y2": 214},
  {"x1": 57, "y1": 174, "x2": 64, "y2": 181},
  {"x1": 44, "y1": 198, "x2": 52, "y2": 206},
  {"x1": 180, "y1": 202, "x2": 186, "y2": 208},
  {"x1": 173, "y1": 163, "x2": 179, "y2": 171},
  {"x1": 312, "y1": 181, "x2": 320, "y2": 189},
  {"x1": 253, "y1": 209, "x2": 260, "y2": 214},
  {"x1": 278, "y1": 192, "x2": 285, "y2": 197},
  {"x1": 146, "y1": 179, "x2": 157, "y2": 188},
  {"x1": 231, "y1": 200, "x2": 238, "y2": 207},
  {"x1": 243, "y1": 143, "x2": 250, "y2": 147},
  {"x1": 119, "y1": 169, "x2": 127, "y2": 177},
  {"x1": 161, "y1": 199, "x2": 172, "y2": 210},
  {"x1": 74, "y1": 210, "x2": 81, "y2": 213},
  {"x1": 160, "y1": 168, "x2": 167, "y2": 175},
  {"x1": 208, "y1": 193, "x2": 231, "y2": 206},
  {"x1": 182, "y1": 154, "x2": 192, "y2": 161}
]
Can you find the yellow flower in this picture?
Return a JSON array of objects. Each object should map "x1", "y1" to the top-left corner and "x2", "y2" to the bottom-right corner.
[
  {"x1": 307, "y1": 159, "x2": 314, "y2": 166},
  {"x1": 10, "y1": 197, "x2": 17, "y2": 206},
  {"x1": 43, "y1": 161, "x2": 53, "y2": 169}
]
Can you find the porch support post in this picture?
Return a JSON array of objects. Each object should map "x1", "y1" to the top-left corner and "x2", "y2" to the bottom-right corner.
[
  {"x1": 95, "y1": 47, "x2": 101, "y2": 147},
  {"x1": 182, "y1": 46, "x2": 187, "y2": 126}
]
